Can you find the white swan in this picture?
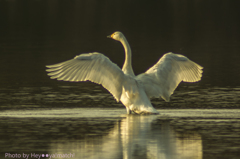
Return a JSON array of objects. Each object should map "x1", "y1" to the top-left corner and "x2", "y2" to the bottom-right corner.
[{"x1": 46, "y1": 31, "x2": 203, "y2": 114}]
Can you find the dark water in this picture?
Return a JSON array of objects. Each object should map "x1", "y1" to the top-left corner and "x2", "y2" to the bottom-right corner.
[
  {"x1": 0, "y1": 109, "x2": 240, "y2": 159},
  {"x1": 0, "y1": 0, "x2": 240, "y2": 158}
]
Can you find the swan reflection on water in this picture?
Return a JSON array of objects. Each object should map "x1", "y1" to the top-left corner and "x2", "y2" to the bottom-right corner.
[{"x1": 48, "y1": 115, "x2": 202, "y2": 159}]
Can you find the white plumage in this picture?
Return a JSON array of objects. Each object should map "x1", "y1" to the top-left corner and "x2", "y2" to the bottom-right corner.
[{"x1": 46, "y1": 31, "x2": 203, "y2": 114}]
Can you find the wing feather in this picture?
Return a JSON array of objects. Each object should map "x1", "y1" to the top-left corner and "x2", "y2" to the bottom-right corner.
[
  {"x1": 137, "y1": 52, "x2": 203, "y2": 102},
  {"x1": 46, "y1": 52, "x2": 125, "y2": 101}
]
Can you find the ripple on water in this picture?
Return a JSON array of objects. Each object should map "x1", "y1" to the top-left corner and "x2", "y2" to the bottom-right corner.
[{"x1": 0, "y1": 86, "x2": 239, "y2": 110}]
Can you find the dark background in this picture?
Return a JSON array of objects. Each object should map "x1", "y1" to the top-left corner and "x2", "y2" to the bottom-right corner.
[{"x1": 0, "y1": 0, "x2": 240, "y2": 88}]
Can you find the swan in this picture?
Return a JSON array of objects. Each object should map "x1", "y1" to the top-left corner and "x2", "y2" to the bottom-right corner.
[{"x1": 46, "y1": 31, "x2": 203, "y2": 114}]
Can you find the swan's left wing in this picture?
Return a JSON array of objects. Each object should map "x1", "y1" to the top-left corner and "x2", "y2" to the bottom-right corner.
[
  {"x1": 46, "y1": 52, "x2": 125, "y2": 102},
  {"x1": 136, "y1": 52, "x2": 203, "y2": 102}
]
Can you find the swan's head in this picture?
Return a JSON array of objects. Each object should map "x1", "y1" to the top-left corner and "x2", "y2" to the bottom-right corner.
[{"x1": 107, "y1": 31, "x2": 124, "y2": 41}]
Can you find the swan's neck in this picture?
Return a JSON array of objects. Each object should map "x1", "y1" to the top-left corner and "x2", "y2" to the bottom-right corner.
[{"x1": 120, "y1": 36, "x2": 135, "y2": 76}]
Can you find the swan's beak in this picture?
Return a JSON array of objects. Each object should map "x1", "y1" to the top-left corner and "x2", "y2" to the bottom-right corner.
[{"x1": 107, "y1": 33, "x2": 114, "y2": 39}]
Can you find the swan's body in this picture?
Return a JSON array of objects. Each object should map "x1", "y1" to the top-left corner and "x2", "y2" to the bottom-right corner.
[{"x1": 46, "y1": 31, "x2": 203, "y2": 114}]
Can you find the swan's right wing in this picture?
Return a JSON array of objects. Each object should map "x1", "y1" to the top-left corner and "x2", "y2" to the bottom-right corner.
[
  {"x1": 46, "y1": 52, "x2": 125, "y2": 101},
  {"x1": 137, "y1": 52, "x2": 203, "y2": 102}
]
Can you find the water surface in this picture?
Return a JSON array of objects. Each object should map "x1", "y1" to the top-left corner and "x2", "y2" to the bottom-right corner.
[{"x1": 0, "y1": 109, "x2": 239, "y2": 159}]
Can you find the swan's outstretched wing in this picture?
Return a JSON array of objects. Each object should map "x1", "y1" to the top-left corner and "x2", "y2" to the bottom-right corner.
[
  {"x1": 46, "y1": 52, "x2": 125, "y2": 101},
  {"x1": 137, "y1": 52, "x2": 203, "y2": 102}
]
